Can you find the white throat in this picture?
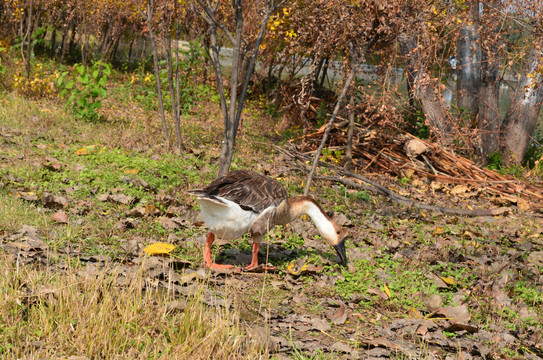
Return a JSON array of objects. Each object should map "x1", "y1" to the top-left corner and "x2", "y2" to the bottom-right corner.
[{"x1": 289, "y1": 198, "x2": 336, "y2": 244}]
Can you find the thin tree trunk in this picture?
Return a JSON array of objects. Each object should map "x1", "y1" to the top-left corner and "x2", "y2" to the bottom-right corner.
[
  {"x1": 398, "y1": 32, "x2": 454, "y2": 145},
  {"x1": 67, "y1": 21, "x2": 77, "y2": 56},
  {"x1": 174, "y1": 1, "x2": 183, "y2": 152},
  {"x1": 135, "y1": 0, "x2": 170, "y2": 146},
  {"x1": 345, "y1": 94, "x2": 355, "y2": 171},
  {"x1": 165, "y1": 15, "x2": 183, "y2": 152},
  {"x1": 319, "y1": 57, "x2": 329, "y2": 88},
  {"x1": 195, "y1": 0, "x2": 284, "y2": 176},
  {"x1": 304, "y1": 64, "x2": 358, "y2": 195},
  {"x1": 218, "y1": 0, "x2": 242, "y2": 177},
  {"x1": 59, "y1": 23, "x2": 69, "y2": 61},
  {"x1": 477, "y1": 0, "x2": 501, "y2": 158},
  {"x1": 127, "y1": 25, "x2": 136, "y2": 65},
  {"x1": 456, "y1": 0, "x2": 481, "y2": 125},
  {"x1": 111, "y1": 32, "x2": 122, "y2": 63},
  {"x1": 50, "y1": 27, "x2": 57, "y2": 57},
  {"x1": 477, "y1": 67, "x2": 500, "y2": 156},
  {"x1": 501, "y1": 45, "x2": 543, "y2": 165},
  {"x1": 24, "y1": 0, "x2": 34, "y2": 79}
]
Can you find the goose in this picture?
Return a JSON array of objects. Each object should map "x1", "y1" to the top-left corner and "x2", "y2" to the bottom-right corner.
[{"x1": 188, "y1": 170, "x2": 348, "y2": 270}]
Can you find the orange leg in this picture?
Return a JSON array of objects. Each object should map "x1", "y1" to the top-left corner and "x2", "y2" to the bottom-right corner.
[
  {"x1": 245, "y1": 242, "x2": 276, "y2": 271},
  {"x1": 204, "y1": 232, "x2": 233, "y2": 269}
]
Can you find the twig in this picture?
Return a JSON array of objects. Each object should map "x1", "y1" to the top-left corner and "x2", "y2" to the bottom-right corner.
[{"x1": 303, "y1": 59, "x2": 358, "y2": 195}]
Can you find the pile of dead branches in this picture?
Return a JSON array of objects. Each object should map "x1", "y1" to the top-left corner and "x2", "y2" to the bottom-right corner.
[{"x1": 290, "y1": 123, "x2": 543, "y2": 209}]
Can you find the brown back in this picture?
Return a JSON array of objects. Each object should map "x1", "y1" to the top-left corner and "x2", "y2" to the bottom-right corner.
[{"x1": 201, "y1": 170, "x2": 287, "y2": 214}]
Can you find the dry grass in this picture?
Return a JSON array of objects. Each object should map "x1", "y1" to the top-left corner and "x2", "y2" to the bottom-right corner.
[{"x1": 0, "y1": 254, "x2": 269, "y2": 359}]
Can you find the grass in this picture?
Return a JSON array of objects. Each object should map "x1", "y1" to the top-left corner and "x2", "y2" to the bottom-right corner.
[
  {"x1": 2, "y1": 52, "x2": 543, "y2": 359},
  {"x1": 0, "y1": 254, "x2": 267, "y2": 359},
  {"x1": 334, "y1": 253, "x2": 443, "y2": 311}
]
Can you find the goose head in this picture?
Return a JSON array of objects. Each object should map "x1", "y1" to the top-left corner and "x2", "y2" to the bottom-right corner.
[
  {"x1": 316, "y1": 213, "x2": 349, "y2": 265},
  {"x1": 288, "y1": 196, "x2": 349, "y2": 265}
]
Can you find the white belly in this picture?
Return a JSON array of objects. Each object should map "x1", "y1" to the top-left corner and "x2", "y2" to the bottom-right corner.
[{"x1": 197, "y1": 197, "x2": 257, "y2": 240}]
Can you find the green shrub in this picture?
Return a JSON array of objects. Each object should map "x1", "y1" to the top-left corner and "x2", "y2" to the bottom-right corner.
[{"x1": 58, "y1": 61, "x2": 111, "y2": 121}]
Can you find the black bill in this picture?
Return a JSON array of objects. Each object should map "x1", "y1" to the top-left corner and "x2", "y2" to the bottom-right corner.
[{"x1": 333, "y1": 236, "x2": 348, "y2": 265}]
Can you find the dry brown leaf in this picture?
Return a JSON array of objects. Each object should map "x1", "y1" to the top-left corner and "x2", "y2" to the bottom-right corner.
[{"x1": 51, "y1": 210, "x2": 68, "y2": 224}]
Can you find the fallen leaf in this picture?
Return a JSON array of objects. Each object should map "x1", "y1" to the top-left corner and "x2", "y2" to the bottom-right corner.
[
  {"x1": 15, "y1": 191, "x2": 39, "y2": 202},
  {"x1": 286, "y1": 257, "x2": 323, "y2": 276},
  {"x1": 159, "y1": 217, "x2": 180, "y2": 230},
  {"x1": 383, "y1": 284, "x2": 392, "y2": 299},
  {"x1": 116, "y1": 218, "x2": 139, "y2": 230},
  {"x1": 330, "y1": 341, "x2": 353, "y2": 354},
  {"x1": 325, "y1": 302, "x2": 350, "y2": 325},
  {"x1": 451, "y1": 184, "x2": 469, "y2": 195},
  {"x1": 310, "y1": 317, "x2": 331, "y2": 332},
  {"x1": 408, "y1": 307, "x2": 424, "y2": 319},
  {"x1": 368, "y1": 287, "x2": 389, "y2": 300},
  {"x1": 127, "y1": 206, "x2": 147, "y2": 218},
  {"x1": 51, "y1": 210, "x2": 68, "y2": 224},
  {"x1": 41, "y1": 192, "x2": 69, "y2": 209},
  {"x1": 108, "y1": 194, "x2": 134, "y2": 205},
  {"x1": 435, "y1": 304, "x2": 471, "y2": 323},
  {"x1": 144, "y1": 242, "x2": 176, "y2": 256},
  {"x1": 440, "y1": 276, "x2": 459, "y2": 286},
  {"x1": 443, "y1": 322, "x2": 478, "y2": 333}
]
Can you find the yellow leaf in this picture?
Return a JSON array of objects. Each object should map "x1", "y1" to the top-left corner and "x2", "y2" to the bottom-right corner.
[
  {"x1": 76, "y1": 148, "x2": 88, "y2": 155},
  {"x1": 124, "y1": 169, "x2": 139, "y2": 174},
  {"x1": 408, "y1": 307, "x2": 424, "y2": 319},
  {"x1": 440, "y1": 276, "x2": 459, "y2": 286},
  {"x1": 420, "y1": 211, "x2": 427, "y2": 218},
  {"x1": 286, "y1": 262, "x2": 300, "y2": 275},
  {"x1": 144, "y1": 242, "x2": 176, "y2": 256},
  {"x1": 383, "y1": 284, "x2": 392, "y2": 299},
  {"x1": 145, "y1": 204, "x2": 158, "y2": 215}
]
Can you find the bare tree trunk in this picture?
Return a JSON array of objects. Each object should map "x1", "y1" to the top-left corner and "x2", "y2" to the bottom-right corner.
[
  {"x1": 67, "y1": 21, "x2": 77, "y2": 56},
  {"x1": 24, "y1": 0, "x2": 34, "y2": 79},
  {"x1": 398, "y1": 32, "x2": 454, "y2": 144},
  {"x1": 59, "y1": 22, "x2": 69, "y2": 61},
  {"x1": 165, "y1": 13, "x2": 183, "y2": 153},
  {"x1": 304, "y1": 64, "x2": 357, "y2": 195},
  {"x1": 50, "y1": 27, "x2": 57, "y2": 57},
  {"x1": 195, "y1": 0, "x2": 284, "y2": 176},
  {"x1": 218, "y1": 0, "x2": 242, "y2": 177},
  {"x1": 319, "y1": 57, "x2": 329, "y2": 88},
  {"x1": 174, "y1": 0, "x2": 183, "y2": 152},
  {"x1": 477, "y1": 65, "x2": 500, "y2": 156},
  {"x1": 501, "y1": 45, "x2": 543, "y2": 165},
  {"x1": 134, "y1": 0, "x2": 170, "y2": 146},
  {"x1": 477, "y1": 0, "x2": 502, "y2": 158},
  {"x1": 345, "y1": 94, "x2": 355, "y2": 171},
  {"x1": 127, "y1": 25, "x2": 136, "y2": 65},
  {"x1": 81, "y1": 5, "x2": 87, "y2": 66},
  {"x1": 456, "y1": 0, "x2": 481, "y2": 125}
]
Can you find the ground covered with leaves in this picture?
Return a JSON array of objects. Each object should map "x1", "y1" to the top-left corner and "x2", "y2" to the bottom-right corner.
[{"x1": 1, "y1": 88, "x2": 542, "y2": 360}]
